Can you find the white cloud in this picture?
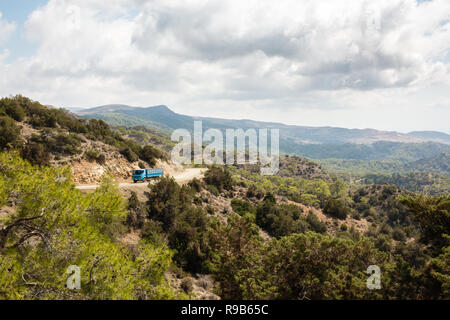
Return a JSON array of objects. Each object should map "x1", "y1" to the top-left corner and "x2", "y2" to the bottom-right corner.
[
  {"x1": 0, "y1": 12, "x2": 16, "y2": 45},
  {"x1": 0, "y1": 0, "x2": 449, "y2": 132}
]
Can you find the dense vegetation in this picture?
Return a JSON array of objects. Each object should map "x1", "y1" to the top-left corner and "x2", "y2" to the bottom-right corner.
[
  {"x1": 317, "y1": 158, "x2": 450, "y2": 195},
  {"x1": 1, "y1": 146, "x2": 448, "y2": 299},
  {"x1": 361, "y1": 172, "x2": 450, "y2": 196},
  {"x1": 288, "y1": 141, "x2": 450, "y2": 162},
  {"x1": 111, "y1": 164, "x2": 450, "y2": 299},
  {"x1": 0, "y1": 153, "x2": 184, "y2": 299}
]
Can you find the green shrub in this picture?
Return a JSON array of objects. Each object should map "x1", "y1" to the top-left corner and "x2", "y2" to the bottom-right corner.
[
  {"x1": 204, "y1": 166, "x2": 234, "y2": 192},
  {"x1": 379, "y1": 223, "x2": 393, "y2": 235},
  {"x1": 246, "y1": 184, "x2": 265, "y2": 199},
  {"x1": 21, "y1": 141, "x2": 51, "y2": 166},
  {"x1": 306, "y1": 211, "x2": 327, "y2": 234},
  {"x1": 231, "y1": 199, "x2": 256, "y2": 216},
  {"x1": 29, "y1": 111, "x2": 57, "y2": 128},
  {"x1": 85, "y1": 149, "x2": 106, "y2": 164},
  {"x1": 393, "y1": 227, "x2": 406, "y2": 242},
  {"x1": 188, "y1": 178, "x2": 204, "y2": 193},
  {"x1": 0, "y1": 116, "x2": 22, "y2": 149},
  {"x1": 85, "y1": 149, "x2": 100, "y2": 162},
  {"x1": 256, "y1": 198, "x2": 308, "y2": 238},
  {"x1": 207, "y1": 184, "x2": 219, "y2": 196},
  {"x1": 0, "y1": 98, "x2": 25, "y2": 121},
  {"x1": 50, "y1": 133, "x2": 82, "y2": 155},
  {"x1": 86, "y1": 118, "x2": 114, "y2": 141},
  {"x1": 120, "y1": 147, "x2": 139, "y2": 162},
  {"x1": 324, "y1": 198, "x2": 350, "y2": 220},
  {"x1": 126, "y1": 192, "x2": 146, "y2": 229},
  {"x1": 140, "y1": 145, "x2": 165, "y2": 166},
  {"x1": 0, "y1": 176, "x2": 6, "y2": 207},
  {"x1": 181, "y1": 278, "x2": 193, "y2": 294}
]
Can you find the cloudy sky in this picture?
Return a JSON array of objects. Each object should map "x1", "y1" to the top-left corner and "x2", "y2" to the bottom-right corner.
[{"x1": 0, "y1": 0, "x2": 449, "y2": 133}]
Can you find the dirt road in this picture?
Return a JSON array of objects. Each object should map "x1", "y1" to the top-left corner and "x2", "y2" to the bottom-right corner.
[{"x1": 75, "y1": 168, "x2": 206, "y2": 191}]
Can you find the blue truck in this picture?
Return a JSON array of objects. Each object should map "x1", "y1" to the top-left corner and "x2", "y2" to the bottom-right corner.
[{"x1": 132, "y1": 168, "x2": 164, "y2": 183}]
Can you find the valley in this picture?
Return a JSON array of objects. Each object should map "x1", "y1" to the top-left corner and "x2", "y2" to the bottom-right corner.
[{"x1": 0, "y1": 96, "x2": 449, "y2": 300}]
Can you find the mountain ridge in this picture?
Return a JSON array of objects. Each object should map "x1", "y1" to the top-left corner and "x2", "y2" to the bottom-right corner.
[{"x1": 75, "y1": 104, "x2": 449, "y2": 145}]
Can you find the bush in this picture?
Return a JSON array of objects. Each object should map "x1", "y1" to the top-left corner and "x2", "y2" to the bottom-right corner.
[
  {"x1": 126, "y1": 192, "x2": 146, "y2": 229},
  {"x1": 140, "y1": 145, "x2": 165, "y2": 166},
  {"x1": 306, "y1": 211, "x2": 327, "y2": 234},
  {"x1": 29, "y1": 111, "x2": 57, "y2": 128},
  {"x1": 256, "y1": 198, "x2": 308, "y2": 238},
  {"x1": 0, "y1": 116, "x2": 22, "y2": 149},
  {"x1": 188, "y1": 178, "x2": 204, "y2": 193},
  {"x1": 51, "y1": 133, "x2": 82, "y2": 155},
  {"x1": 97, "y1": 153, "x2": 106, "y2": 164},
  {"x1": 85, "y1": 149, "x2": 106, "y2": 164},
  {"x1": 147, "y1": 177, "x2": 185, "y2": 231},
  {"x1": 231, "y1": 199, "x2": 256, "y2": 216},
  {"x1": 231, "y1": 199, "x2": 257, "y2": 222},
  {"x1": 85, "y1": 149, "x2": 99, "y2": 162},
  {"x1": 0, "y1": 98, "x2": 25, "y2": 121},
  {"x1": 204, "y1": 166, "x2": 234, "y2": 192},
  {"x1": 86, "y1": 118, "x2": 114, "y2": 141},
  {"x1": 246, "y1": 184, "x2": 265, "y2": 199},
  {"x1": 392, "y1": 227, "x2": 406, "y2": 242},
  {"x1": 324, "y1": 198, "x2": 350, "y2": 220},
  {"x1": 374, "y1": 234, "x2": 392, "y2": 252},
  {"x1": 207, "y1": 184, "x2": 219, "y2": 196},
  {"x1": 120, "y1": 147, "x2": 139, "y2": 162},
  {"x1": 21, "y1": 142, "x2": 51, "y2": 166},
  {"x1": 379, "y1": 223, "x2": 393, "y2": 236},
  {"x1": 181, "y1": 278, "x2": 194, "y2": 294},
  {"x1": 141, "y1": 220, "x2": 165, "y2": 243}
]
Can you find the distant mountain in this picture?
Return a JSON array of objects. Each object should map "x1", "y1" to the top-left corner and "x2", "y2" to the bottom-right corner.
[
  {"x1": 408, "y1": 131, "x2": 450, "y2": 144},
  {"x1": 77, "y1": 104, "x2": 447, "y2": 143},
  {"x1": 76, "y1": 104, "x2": 450, "y2": 161}
]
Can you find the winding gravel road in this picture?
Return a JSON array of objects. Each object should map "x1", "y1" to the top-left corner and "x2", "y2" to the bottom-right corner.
[{"x1": 75, "y1": 168, "x2": 206, "y2": 191}]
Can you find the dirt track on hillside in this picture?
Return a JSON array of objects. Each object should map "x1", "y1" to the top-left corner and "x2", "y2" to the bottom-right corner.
[{"x1": 75, "y1": 168, "x2": 206, "y2": 193}]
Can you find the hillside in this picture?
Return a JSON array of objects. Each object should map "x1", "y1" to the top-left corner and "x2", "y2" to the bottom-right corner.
[
  {"x1": 411, "y1": 152, "x2": 450, "y2": 176},
  {"x1": 316, "y1": 152, "x2": 450, "y2": 195},
  {"x1": 0, "y1": 96, "x2": 168, "y2": 184}
]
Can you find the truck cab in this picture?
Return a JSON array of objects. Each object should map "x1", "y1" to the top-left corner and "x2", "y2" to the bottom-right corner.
[{"x1": 132, "y1": 169, "x2": 146, "y2": 182}]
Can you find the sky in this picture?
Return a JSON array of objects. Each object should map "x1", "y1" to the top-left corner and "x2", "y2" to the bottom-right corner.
[{"x1": 0, "y1": 0, "x2": 449, "y2": 133}]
